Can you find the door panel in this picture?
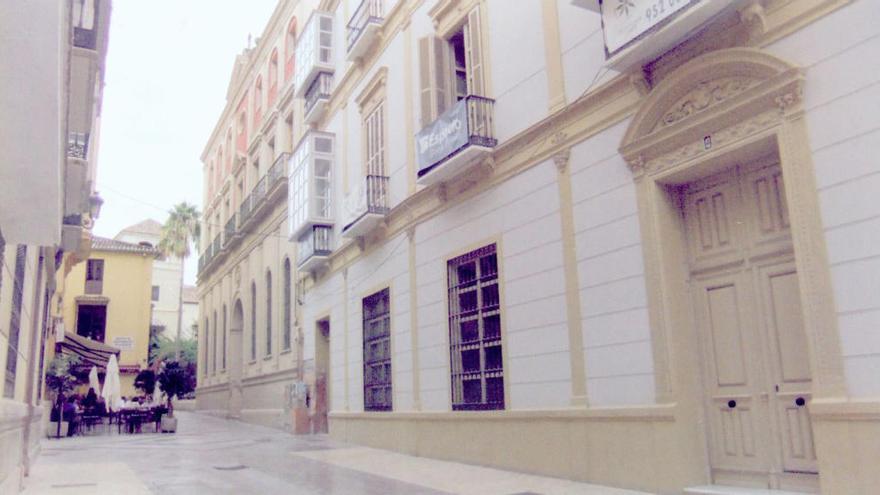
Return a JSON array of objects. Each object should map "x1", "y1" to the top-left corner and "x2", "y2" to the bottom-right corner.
[
  {"x1": 684, "y1": 163, "x2": 818, "y2": 489},
  {"x1": 757, "y1": 261, "x2": 818, "y2": 474}
]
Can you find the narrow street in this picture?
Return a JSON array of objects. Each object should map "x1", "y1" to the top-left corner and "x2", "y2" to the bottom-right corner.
[{"x1": 23, "y1": 412, "x2": 648, "y2": 495}]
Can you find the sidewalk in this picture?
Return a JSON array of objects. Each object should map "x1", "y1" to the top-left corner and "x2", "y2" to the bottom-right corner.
[{"x1": 22, "y1": 411, "x2": 652, "y2": 495}]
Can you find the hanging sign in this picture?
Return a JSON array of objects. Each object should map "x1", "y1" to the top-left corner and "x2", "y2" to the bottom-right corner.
[
  {"x1": 601, "y1": 0, "x2": 700, "y2": 56},
  {"x1": 416, "y1": 98, "x2": 469, "y2": 176}
]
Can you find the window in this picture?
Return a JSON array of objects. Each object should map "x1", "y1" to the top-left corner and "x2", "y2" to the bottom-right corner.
[
  {"x1": 151, "y1": 285, "x2": 160, "y2": 301},
  {"x1": 250, "y1": 282, "x2": 257, "y2": 361},
  {"x1": 447, "y1": 243, "x2": 503, "y2": 410},
  {"x1": 266, "y1": 271, "x2": 273, "y2": 356},
  {"x1": 203, "y1": 318, "x2": 209, "y2": 376},
  {"x1": 76, "y1": 303, "x2": 107, "y2": 343},
  {"x1": 364, "y1": 102, "x2": 385, "y2": 176},
  {"x1": 285, "y1": 17, "x2": 297, "y2": 82},
  {"x1": 212, "y1": 311, "x2": 218, "y2": 374},
  {"x1": 289, "y1": 132, "x2": 334, "y2": 238},
  {"x1": 283, "y1": 259, "x2": 292, "y2": 351},
  {"x1": 3, "y1": 245, "x2": 27, "y2": 398},
  {"x1": 254, "y1": 76, "x2": 263, "y2": 127},
  {"x1": 294, "y1": 12, "x2": 334, "y2": 92},
  {"x1": 363, "y1": 288, "x2": 391, "y2": 411},
  {"x1": 269, "y1": 49, "x2": 279, "y2": 106},
  {"x1": 418, "y1": 7, "x2": 485, "y2": 126},
  {"x1": 222, "y1": 305, "x2": 227, "y2": 370},
  {"x1": 85, "y1": 258, "x2": 104, "y2": 294}
]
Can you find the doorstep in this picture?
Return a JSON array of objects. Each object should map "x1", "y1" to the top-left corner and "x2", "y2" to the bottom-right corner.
[{"x1": 684, "y1": 486, "x2": 812, "y2": 495}]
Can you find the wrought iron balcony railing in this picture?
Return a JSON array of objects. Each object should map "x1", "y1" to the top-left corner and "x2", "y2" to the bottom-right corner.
[
  {"x1": 268, "y1": 152, "x2": 291, "y2": 187},
  {"x1": 416, "y1": 95, "x2": 497, "y2": 185},
  {"x1": 297, "y1": 225, "x2": 333, "y2": 270},
  {"x1": 347, "y1": 0, "x2": 383, "y2": 54},
  {"x1": 239, "y1": 193, "x2": 254, "y2": 225},
  {"x1": 224, "y1": 214, "x2": 237, "y2": 247},
  {"x1": 304, "y1": 72, "x2": 333, "y2": 119},
  {"x1": 212, "y1": 234, "x2": 222, "y2": 258},
  {"x1": 67, "y1": 132, "x2": 90, "y2": 159}
]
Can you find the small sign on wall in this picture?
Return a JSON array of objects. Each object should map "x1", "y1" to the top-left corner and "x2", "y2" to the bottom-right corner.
[{"x1": 112, "y1": 336, "x2": 135, "y2": 351}]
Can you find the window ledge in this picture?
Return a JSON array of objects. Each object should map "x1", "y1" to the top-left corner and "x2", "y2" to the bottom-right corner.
[
  {"x1": 263, "y1": 355, "x2": 273, "y2": 361},
  {"x1": 280, "y1": 348, "x2": 293, "y2": 355}
]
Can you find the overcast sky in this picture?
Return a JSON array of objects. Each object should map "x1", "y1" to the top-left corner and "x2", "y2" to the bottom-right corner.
[{"x1": 93, "y1": 0, "x2": 278, "y2": 285}]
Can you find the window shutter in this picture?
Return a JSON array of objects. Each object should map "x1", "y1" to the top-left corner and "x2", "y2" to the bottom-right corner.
[
  {"x1": 464, "y1": 7, "x2": 485, "y2": 97},
  {"x1": 418, "y1": 37, "x2": 433, "y2": 128},
  {"x1": 433, "y1": 36, "x2": 452, "y2": 117},
  {"x1": 419, "y1": 36, "x2": 453, "y2": 128}
]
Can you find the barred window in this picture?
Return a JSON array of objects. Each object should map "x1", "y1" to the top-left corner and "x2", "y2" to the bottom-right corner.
[
  {"x1": 250, "y1": 282, "x2": 257, "y2": 361},
  {"x1": 447, "y1": 243, "x2": 503, "y2": 410},
  {"x1": 283, "y1": 259, "x2": 292, "y2": 351},
  {"x1": 212, "y1": 311, "x2": 217, "y2": 374},
  {"x1": 363, "y1": 288, "x2": 391, "y2": 411},
  {"x1": 3, "y1": 245, "x2": 27, "y2": 398},
  {"x1": 265, "y1": 271, "x2": 272, "y2": 356},
  {"x1": 222, "y1": 305, "x2": 227, "y2": 370}
]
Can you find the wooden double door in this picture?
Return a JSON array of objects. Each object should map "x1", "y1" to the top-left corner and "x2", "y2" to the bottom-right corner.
[{"x1": 682, "y1": 160, "x2": 819, "y2": 491}]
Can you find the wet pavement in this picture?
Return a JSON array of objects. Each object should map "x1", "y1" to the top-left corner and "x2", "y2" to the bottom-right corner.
[{"x1": 23, "y1": 411, "x2": 648, "y2": 495}]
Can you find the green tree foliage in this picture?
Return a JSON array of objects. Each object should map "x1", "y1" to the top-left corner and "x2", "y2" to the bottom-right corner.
[
  {"x1": 45, "y1": 354, "x2": 81, "y2": 399},
  {"x1": 158, "y1": 202, "x2": 200, "y2": 358},
  {"x1": 150, "y1": 334, "x2": 197, "y2": 366},
  {"x1": 134, "y1": 369, "x2": 156, "y2": 396},
  {"x1": 157, "y1": 361, "x2": 195, "y2": 416}
]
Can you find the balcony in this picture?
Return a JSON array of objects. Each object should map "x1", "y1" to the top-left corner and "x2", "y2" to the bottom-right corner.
[
  {"x1": 416, "y1": 96, "x2": 496, "y2": 186},
  {"x1": 266, "y1": 152, "x2": 290, "y2": 204},
  {"x1": 67, "y1": 132, "x2": 90, "y2": 159},
  {"x1": 288, "y1": 131, "x2": 335, "y2": 240},
  {"x1": 223, "y1": 214, "x2": 237, "y2": 248},
  {"x1": 304, "y1": 72, "x2": 333, "y2": 125},
  {"x1": 342, "y1": 175, "x2": 389, "y2": 238},
  {"x1": 346, "y1": 0, "x2": 384, "y2": 61},
  {"x1": 211, "y1": 233, "x2": 223, "y2": 262},
  {"x1": 294, "y1": 11, "x2": 334, "y2": 99},
  {"x1": 72, "y1": 0, "x2": 99, "y2": 50},
  {"x1": 297, "y1": 225, "x2": 333, "y2": 272},
  {"x1": 239, "y1": 192, "x2": 254, "y2": 227}
]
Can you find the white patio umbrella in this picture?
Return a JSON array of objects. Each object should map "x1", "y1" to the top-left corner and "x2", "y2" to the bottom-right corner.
[
  {"x1": 88, "y1": 366, "x2": 100, "y2": 393},
  {"x1": 101, "y1": 354, "x2": 122, "y2": 412}
]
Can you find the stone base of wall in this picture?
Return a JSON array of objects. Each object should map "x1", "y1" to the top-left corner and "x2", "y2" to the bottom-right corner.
[
  {"x1": 811, "y1": 399, "x2": 880, "y2": 494},
  {"x1": 329, "y1": 405, "x2": 705, "y2": 495},
  {"x1": 0, "y1": 399, "x2": 36, "y2": 494}
]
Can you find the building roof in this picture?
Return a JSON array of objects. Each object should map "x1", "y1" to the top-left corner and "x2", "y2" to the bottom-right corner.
[
  {"x1": 91, "y1": 236, "x2": 161, "y2": 256},
  {"x1": 182, "y1": 285, "x2": 198, "y2": 304},
  {"x1": 117, "y1": 218, "x2": 163, "y2": 237}
]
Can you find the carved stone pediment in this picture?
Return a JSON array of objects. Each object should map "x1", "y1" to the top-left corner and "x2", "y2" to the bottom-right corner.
[
  {"x1": 620, "y1": 48, "x2": 804, "y2": 177},
  {"x1": 655, "y1": 77, "x2": 759, "y2": 131}
]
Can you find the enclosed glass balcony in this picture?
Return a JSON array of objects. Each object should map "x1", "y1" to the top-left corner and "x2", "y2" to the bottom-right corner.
[
  {"x1": 288, "y1": 131, "x2": 335, "y2": 240},
  {"x1": 294, "y1": 11, "x2": 334, "y2": 99}
]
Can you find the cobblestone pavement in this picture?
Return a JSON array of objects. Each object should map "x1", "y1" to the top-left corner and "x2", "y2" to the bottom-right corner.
[{"x1": 22, "y1": 411, "x2": 649, "y2": 495}]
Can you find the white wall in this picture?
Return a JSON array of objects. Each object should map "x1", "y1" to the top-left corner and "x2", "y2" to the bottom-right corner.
[
  {"x1": 766, "y1": 0, "x2": 880, "y2": 398},
  {"x1": 569, "y1": 120, "x2": 655, "y2": 406}
]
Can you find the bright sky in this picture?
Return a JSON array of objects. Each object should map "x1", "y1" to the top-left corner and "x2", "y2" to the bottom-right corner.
[{"x1": 93, "y1": 0, "x2": 278, "y2": 285}]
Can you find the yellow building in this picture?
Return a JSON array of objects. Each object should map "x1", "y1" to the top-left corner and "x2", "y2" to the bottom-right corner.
[{"x1": 51, "y1": 236, "x2": 158, "y2": 396}]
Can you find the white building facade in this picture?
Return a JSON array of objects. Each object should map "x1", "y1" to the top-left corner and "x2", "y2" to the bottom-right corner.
[{"x1": 197, "y1": 1, "x2": 880, "y2": 493}]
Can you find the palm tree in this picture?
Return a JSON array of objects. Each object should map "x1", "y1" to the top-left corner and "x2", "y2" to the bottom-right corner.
[{"x1": 158, "y1": 202, "x2": 201, "y2": 360}]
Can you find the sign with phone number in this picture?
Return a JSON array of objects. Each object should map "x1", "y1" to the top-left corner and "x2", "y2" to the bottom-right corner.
[{"x1": 601, "y1": 0, "x2": 699, "y2": 54}]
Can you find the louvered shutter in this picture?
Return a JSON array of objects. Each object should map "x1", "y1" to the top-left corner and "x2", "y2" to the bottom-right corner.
[
  {"x1": 464, "y1": 7, "x2": 485, "y2": 97},
  {"x1": 419, "y1": 36, "x2": 454, "y2": 128}
]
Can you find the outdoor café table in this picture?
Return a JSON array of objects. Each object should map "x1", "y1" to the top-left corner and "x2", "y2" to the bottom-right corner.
[{"x1": 119, "y1": 408, "x2": 160, "y2": 433}]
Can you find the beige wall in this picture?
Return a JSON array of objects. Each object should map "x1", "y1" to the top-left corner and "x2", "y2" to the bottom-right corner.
[{"x1": 62, "y1": 249, "x2": 153, "y2": 395}]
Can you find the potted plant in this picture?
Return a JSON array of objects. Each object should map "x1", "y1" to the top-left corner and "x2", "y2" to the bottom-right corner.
[
  {"x1": 134, "y1": 369, "x2": 156, "y2": 400},
  {"x1": 45, "y1": 354, "x2": 81, "y2": 438},
  {"x1": 156, "y1": 360, "x2": 193, "y2": 432}
]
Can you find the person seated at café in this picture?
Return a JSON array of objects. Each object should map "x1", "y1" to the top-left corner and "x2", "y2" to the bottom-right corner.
[
  {"x1": 62, "y1": 396, "x2": 81, "y2": 436},
  {"x1": 83, "y1": 388, "x2": 98, "y2": 413}
]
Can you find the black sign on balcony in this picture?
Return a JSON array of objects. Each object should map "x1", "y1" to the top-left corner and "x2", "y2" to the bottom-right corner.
[{"x1": 416, "y1": 98, "x2": 469, "y2": 175}]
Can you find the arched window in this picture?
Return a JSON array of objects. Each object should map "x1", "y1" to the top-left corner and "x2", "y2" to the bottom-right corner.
[
  {"x1": 208, "y1": 162, "x2": 215, "y2": 197},
  {"x1": 254, "y1": 76, "x2": 263, "y2": 127},
  {"x1": 222, "y1": 305, "x2": 227, "y2": 370},
  {"x1": 212, "y1": 311, "x2": 218, "y2": 374},
  {"x1": 203, "y1": 318, "x2": 209, "y2": 376},
  {"x1": 219, "y1": 148, "x2": 226, "y2": 178},
  {"x1": 283, "y1": 259, "x2": 291, "y2": 351},
  {"x1": 268, "y1": 49, "x2": 279, "y2": 106},
  {"x1": 285, "y1": 17, "x2": 297, "y2": 82},
  {"x1": 225, "y1": 131, "x2": 233, "y2": 173},
  {"x1": 250, "y1": 282, "x2": 257, "y2": 361},
  {"x1": 265, "y1": 270, "x2": 272, "y2": 356}
]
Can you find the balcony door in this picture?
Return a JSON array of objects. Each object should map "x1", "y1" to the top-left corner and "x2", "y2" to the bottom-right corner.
[
  {"x1": 76, "y1": 304, "x2": 107, "y2": 342},
  {"x1": 684, "y1": 160, "x2": 818, "y2": 492}
]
